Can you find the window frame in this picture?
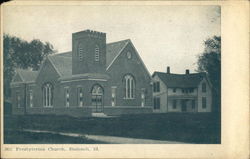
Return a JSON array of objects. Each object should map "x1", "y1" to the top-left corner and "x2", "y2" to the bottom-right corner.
[
  {"x1": 43, "y1": 83, "x2": 53, "y2": 107},
  {"x1": 173, "y1": 100, "x2": 177, "y2": 109},
  {"x1": 64, "y1": 87, "x2": 70, "y2": 107},
  {"x1": 124, "y1": 75, "x2": 135, "y2": 99},
  {"x1": 153, "y1": 97, "x2": 160, "y2": 110},
  {"x1": 16, "y1": 91, "x2": 21, "y2": 108},
  {"x1": 94, "y1": 45, "x2": 100, "y2": 62},
  {"x1": 77, "y1": 87, "x2": 83, "y2": 107},
  {"x1": 202, "y1": 97, "x2": 206, "y2": 109},
  {"x1": 111, "y1": 86, "x2": 116, "y2": 107},
  {"x1": 202, "y1": 83, "x2": 206, "y2": 93},
  {"x1": 78, "y1": 42, "x2": 84, "y2": 61},
  {"x1": 29, "y1": 90, "x2": 33, "y2": 108}
]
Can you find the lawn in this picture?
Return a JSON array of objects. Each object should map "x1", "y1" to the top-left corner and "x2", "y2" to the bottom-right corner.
[
  {"x1": 4, "y1": 129, "x2": 107, "y2": 144},
  {"x1": 4, "y1": 113, "x2": 220, "y2": 144}
]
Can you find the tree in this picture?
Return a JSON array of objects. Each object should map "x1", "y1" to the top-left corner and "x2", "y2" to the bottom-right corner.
[
  {"x1": 3, "y1": 34, "x2": 56, "y2": 99},
  {"x1": 197, "y1": 36, "x2": 221, "y2": 113}
]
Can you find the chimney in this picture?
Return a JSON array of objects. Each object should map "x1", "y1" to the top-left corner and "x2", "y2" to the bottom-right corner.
[
  {"x1": 185, "y1": 69, "x2": 190, "y2": 74},
  {"x1": 167, "y1": 66, "x2": 170, "y2": 74}
]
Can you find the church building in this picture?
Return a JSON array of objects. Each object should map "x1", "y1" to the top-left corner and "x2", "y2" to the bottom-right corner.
[{"x1": 11, "y1": 29, "x2": 153, "y2": 117}]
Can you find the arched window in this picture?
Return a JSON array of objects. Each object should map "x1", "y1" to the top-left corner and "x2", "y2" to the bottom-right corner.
[
  {"x1": 78, "y1": 43, "x2": 84, "y2": 61},
  {"x1": 124, "y1": 75, "x2": 135, "y2": 99},
  {"x1": 95, "y1": 45, "x2": 100, "y2": 61},
  {"x1": 43, "y1": 83, "x2": 53, "y2": 107}
]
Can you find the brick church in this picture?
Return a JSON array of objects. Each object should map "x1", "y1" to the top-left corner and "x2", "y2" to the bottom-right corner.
[{"x1": 11, "y1": 29, "x2": 153, "y2": 117}]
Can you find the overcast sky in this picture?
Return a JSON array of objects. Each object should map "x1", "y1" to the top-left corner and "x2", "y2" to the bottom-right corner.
[{"x1": 3, "y1": 5, "x2": 220, "y2": 74}]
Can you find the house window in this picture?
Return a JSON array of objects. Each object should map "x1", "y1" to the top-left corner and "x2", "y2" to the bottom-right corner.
[
  {"x1": 29, "y1": 90, "x2": 33, "y2": 108},
  {"x1": 173, "y1": 88, "x2": 176, "y2": 93},
  {"x1": 153, "y1": 82, "x2": 160, "y2": 92},
  {"x1": 95, "y1": 45, "x2": 100, "y2": 61},
  {"x1": 16, "y1": 92, "x2": 21, "y2": 108},
  {"x1": 77, "y1": 87, "x2": 83, "y2": 107},
  {"x1": 192, "y1": 100, "x2": 195, "y2": 109},
  {"x1": 124, "y1": 75, "x2": 135, "y2": 99},
  {"x1": 153, "y1": 97, "x2": 160, "y2": 109},
  {"x1": 189, "y1": 88, "x2": 194, "y2": 93},
  {"x1": 141, "y1": 89, "x2": 145, "y2": 107},
  {"x1": 202, "y1": 97, "x2": 206, "y2": 108},
  {"x1": 43, "y1": 83, "x2": 53, "y2": 107},
  {"x1": 65, "y1": 87, "x2": 70, "y2": 107},
  {"x1": 173, "y1": 100, "x2": 177, "y2": 109},
  {"x1": 202, "y1": 83, "x2": 206, "y2": 92},
  {"x1": 78, "y1": 43, "x2": 84, "y2": 61},
  {"x1": 111, "y1": 87, "x2": 116, "y2": 107}
]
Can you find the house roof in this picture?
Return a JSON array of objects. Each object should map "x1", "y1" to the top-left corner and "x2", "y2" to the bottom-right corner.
[
  {"x1": 47, "y1": 39, "x2": 130, "y2": 77},
  {"x1": 16, "y1": 69, "x2": 38, "y2": 82},
  {"x1": 12, "y1": 39, "x2": 137, "y2": 82},
  {"x1": 153, "y1": 71, "x2": 207, "y2": 88}
]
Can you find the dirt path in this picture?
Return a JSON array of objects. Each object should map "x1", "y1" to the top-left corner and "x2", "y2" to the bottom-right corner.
[{"x1": 23, "y1": 129, "x2": 186, "y2": 144}]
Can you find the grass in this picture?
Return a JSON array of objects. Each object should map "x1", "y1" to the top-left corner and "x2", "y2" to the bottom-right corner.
[
  {"x1": 4, "y1": 129, "x2": 107, "y2": 144},
  {"x1": 4, "y1": 113, "x2": 220, "y2": 144}
]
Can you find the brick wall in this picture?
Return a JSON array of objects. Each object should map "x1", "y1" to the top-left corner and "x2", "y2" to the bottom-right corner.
[{"x1": 106, "y1": 42, "x2": 153, "y2": 108}]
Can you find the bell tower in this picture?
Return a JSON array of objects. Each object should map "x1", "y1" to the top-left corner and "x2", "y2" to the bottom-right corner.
[{"x1": 72, "y1": 30, "x2": 106, "y2": 75}]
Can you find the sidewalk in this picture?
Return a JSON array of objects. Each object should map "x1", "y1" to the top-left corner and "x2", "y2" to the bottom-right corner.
[{"x1": 23, "y1": 129, "x2": 186, "y2": 144}]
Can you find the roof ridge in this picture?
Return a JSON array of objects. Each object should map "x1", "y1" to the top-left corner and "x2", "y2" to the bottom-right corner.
[
  {"x1": 107, "y1": 39, "x2": 130, "y2": 45},
  {"x1": 50, "y1": 51, "x2": 72, "y2": 56},
  {"x1": 16, "y1": 68, "x2": 38, "y2": 73},
  {"x1": 154, "y1": 71, "x2": 205, "y2": 76}
]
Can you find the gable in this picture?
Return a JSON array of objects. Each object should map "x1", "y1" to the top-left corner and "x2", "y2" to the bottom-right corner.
[
  {"x1": 12, "y1": 73, "x2": 23, "y2": 83},
  {"x1": 36, "y1": 58, "x2": 61, "y2": 84},
  {"x1": 106, "y1": 39, "x2": 130, "y2": 68},
  {"x1": 107, "y1": 41, "x2": 151, "y2": 82},
  {"x1": 107, "y1": 40, "x2": 151, "y2": 79},
  {"x1": 48, "y1": 55, "x2": 72, "y2": 77},
  {"x1": 12, "y1": 69, "x2": 38, "y2": 83},
  {"x1": 198, "y1": 75, "x2": 213, "y2": 90}
]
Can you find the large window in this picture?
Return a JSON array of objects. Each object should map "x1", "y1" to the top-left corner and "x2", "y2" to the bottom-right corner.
[
  {"x1": 78, "y1": 43, "x2": 84, "y2": 61},
  {"x1": 43, "y1": 83, "x2": 53, "y2": 107},
  {"x1": 111, "y1": 86, "x2": 116, "y2": 107},
  {"x1": 16, "y1": 92, "x2": 21, "y2": 108},
  {"x1": 65, "y1": 87, "x2": 70, "y2": 107},
  {"x1": 153, "y1": 82, "x2": 160, "y2": 92},
  {"x1": 95, "y1": 45, "x2": 100, "y2": 61},
  {"x1": 141, "y1": 88, "x2": 145, "y2": 107},
  {"x1": 202, "y1": 83, "x2": 206, "y2": 92},
  {"x1": 29, "y1": 90, "x2": 33, "y2": 108},
  {"x1": 77, "y1": 87, "x2": 83, "y2": 107},
  {"x1": 202, "y1": 97, "x2": 206, "y2": 108},
  {"x1": 153, "y1": 97, "x2": 160, "y2": 109},
  {"x1": 124, "y1": 75, "x2": 135, "y2": 99}
]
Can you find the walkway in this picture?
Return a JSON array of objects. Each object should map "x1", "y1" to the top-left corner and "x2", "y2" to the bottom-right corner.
[{"x1": 23, "y1": 129, "x2": 185, "y2": 144}]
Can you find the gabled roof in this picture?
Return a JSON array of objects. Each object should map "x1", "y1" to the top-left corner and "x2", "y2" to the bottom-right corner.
[
  {"x1": 48, "y1": 53, "x2": 72, "y2": 77},
  {"x1": 46, "y1": 40, "x2": 130, "y2": 78},
  {"x1": 106, "y1": 39, "x2": 130, "y2": 67},
  {"x1": 15, "y1": 69, "x2": 38, "y2": 82},
  {"x1": 153, "y1": 71, "x2": 207, "y2": 88}
]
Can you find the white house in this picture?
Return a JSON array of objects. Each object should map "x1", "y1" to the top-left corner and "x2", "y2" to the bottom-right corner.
[{"x1": 152, "y1": 67, "x2": 212, "y2": 113}]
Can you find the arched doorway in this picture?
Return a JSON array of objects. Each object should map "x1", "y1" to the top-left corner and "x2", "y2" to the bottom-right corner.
[{"x1": 91, "y1": 85, "x2": 104, "y2": 112}]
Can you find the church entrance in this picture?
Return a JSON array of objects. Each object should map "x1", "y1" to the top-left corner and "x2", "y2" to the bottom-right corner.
[{"x1": 91, "y1": 85, "x2": 104, "y2": 112}]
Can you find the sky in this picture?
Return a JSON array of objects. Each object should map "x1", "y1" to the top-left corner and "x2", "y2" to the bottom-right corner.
[{"x1": 3, "y1": 4, "x2": 220, "y2": 74}]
